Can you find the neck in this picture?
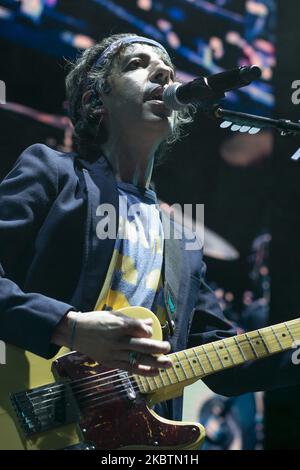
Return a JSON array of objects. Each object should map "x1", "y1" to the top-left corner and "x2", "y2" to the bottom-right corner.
[
  {"x1": 101, "y1": 132, "x2": 161, "y2": 188},
  {"x1": 135, "y1": 317, "x2": 300, "y2": 396}
]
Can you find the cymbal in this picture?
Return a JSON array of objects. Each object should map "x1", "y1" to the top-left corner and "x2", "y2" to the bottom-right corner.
[
  {"x1": 159, "y1": 201, "x2": 239, "y2": 261},
  {"x1": 203, "y1": 226, "x2": 239, "y2": 261}
]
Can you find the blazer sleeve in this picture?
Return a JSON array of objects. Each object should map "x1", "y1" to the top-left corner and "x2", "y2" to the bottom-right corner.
[
  {"x1": 188, "y1": 261, "x2": 300, "y2": 396},
  {"x1": 0, "y1": 144, "x2": 76, "y2": 358}
]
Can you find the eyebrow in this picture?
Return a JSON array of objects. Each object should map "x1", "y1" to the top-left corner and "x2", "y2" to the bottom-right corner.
[
  {"x1": 120, "y1": 52, "x2": 145, "y2": 68},
  {"x1": 121, "y1": 51, "x2": 175, "y2": 76}
]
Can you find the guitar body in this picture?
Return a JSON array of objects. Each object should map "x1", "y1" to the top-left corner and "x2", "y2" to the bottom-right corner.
[
  {"x1": 0, "y1": 307, "x2": 205, "y2": 450},
  {"x1": 0, "y1": 346, "x2": 80, "y2": 450}
]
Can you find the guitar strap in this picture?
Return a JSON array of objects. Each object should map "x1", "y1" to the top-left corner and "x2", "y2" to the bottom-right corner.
[{"x1": 160, "y1": 210, "x2": 183, "y2": 341}]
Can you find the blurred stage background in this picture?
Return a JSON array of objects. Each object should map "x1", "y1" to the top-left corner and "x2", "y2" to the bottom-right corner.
[{"x1": 0, "y1": 0, "x2": 300, "y2": 449}]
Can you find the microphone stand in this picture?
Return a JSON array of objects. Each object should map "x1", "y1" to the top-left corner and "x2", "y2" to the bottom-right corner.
[{"x1": 204, "y1": 104, "x2": 300, "y2": 137}]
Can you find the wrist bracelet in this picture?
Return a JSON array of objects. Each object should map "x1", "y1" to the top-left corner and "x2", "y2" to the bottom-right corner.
[{"x1": 69, "y1": 316, "x2": 78, "y2": 351}]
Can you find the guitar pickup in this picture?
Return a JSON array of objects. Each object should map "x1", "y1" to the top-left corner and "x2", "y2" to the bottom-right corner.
[{"x1": 118, "y1": 371, "x2": 137, "y2": 401}]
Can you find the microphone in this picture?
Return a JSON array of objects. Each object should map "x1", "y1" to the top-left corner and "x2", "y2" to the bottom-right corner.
[{"x1": 163, "y1": 65, "x2": 262, "y2": 110}]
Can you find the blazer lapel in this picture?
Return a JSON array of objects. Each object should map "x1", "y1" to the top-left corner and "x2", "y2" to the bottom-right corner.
[{"x1": 71, "y1": 156, "x2": 119, "y2": 311}]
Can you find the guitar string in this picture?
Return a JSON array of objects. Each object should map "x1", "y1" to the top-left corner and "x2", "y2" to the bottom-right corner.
[
  {"x1": 21, "y1": 332, "x2": 258, "y2": 399},
  {"x1": 20, "y1": 330, "x2": 298, "y2": 412},
  {"x1": 24, "y1": 326, "x2": 294, "y2": 404},
  {"x1": 17, "y1": 380, "x2": 143, "y2": 418},
  {"x1": 20, "y1": 384, "x2": 146, "y2": 428},
  {"x1": 28, "y1": 371, "x2": 138, "y2": 409},
  {"x1": 25, "y1": 366, "x2": 122, "y2": 398},
  {"x1": 32, "y1": 383, "x2": 143, "y2": 417},
  {"x1": 17, "y1": 322, "x2": 297, "y2": 421},
  {"x1": 23, "y1": 331, "x2": 276, "y2": 409},
  {"x1": 16, "y1": 334, "x2": 296, "y2": 418},
  {"x1": 17, "y1": 346, "x2": 293, "y2": 422}
]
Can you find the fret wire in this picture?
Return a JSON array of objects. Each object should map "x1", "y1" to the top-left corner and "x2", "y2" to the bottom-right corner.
[
  {"x1": 284, "y1": 321, "x2": 296, "y2": 342},
  {"x1": 257, "y1": 329, "x2": 270, "y2": 354},
  {"x1": 199, "y1": 328, "x2": 300, "y2": 364},
  {"x1": 193, "y1": 347, "x2": 206, "y2": 375},
  {"x1": 175, "y1": 352, "x2": 189, "y2": 379},
  {"x1": 46, "y1": 323, "x2": 300, "y2": 400},
  {"x1": 152, "y1": 375, "x2": 160, "y2": 388},
  {"x1": 141, "y1": 378, "x2": 148, "y2": 393},
  {"x1": 245, "y1": 332, "x2": 259, "y2": 358},
  {"x1": 158, "y1": 370, "x2": 168, "y2": 387},
  {"x1": 144, "y1": 376, "x2": 153, "y2": 392},
  {"x1": 142, "y1": 322, "x2": 300, "y2": 392},
  {"x1": 88, "y1": 325, "x2": 300, "y2": 400},
  {"x1": 173, "y1": 366, "x2": 180, "y2": 382},
  {"x1": 135, "y1": 376, "x2": 145, "y2": 393},
  {"x1": 175, "y1": 353, "x2": 184, "y2": 382},
  {"x1": 270, "y1": 325, "x2": 284, "y2": 350},
  {"x1": 212, "y1": 342, "x2": 226, "y2": 368},
  {"x1": 154, "y1": 323, "x2": 300, "y2": 390},
  {"x1": 183, "y1": 350, "x2": 197, "y2": 376},
  {"x1": 202, "y1": 345, "x2": 215, "y2": 371},
  {"x1": 157, "y1": 372, "x2": 166, "y2": 388},
  {"x1": 169, "y1": 334, "x2": 283, "y2": 382},
  {"x1": 164, "y1": 367, "x2": 173, "y2": 385},
  {"x1": 222, "y1": 339, "x2": 236, "y2": 365},
  {"x1": 233, "y1": 336, "x2": 247, "y2": 361},
  {"x1": 137, "y1": 376, "x2": 145, "y2": 392}
]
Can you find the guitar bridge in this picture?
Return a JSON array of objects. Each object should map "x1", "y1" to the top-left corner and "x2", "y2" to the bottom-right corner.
[{"x1": 10, "y1": 382, "x2": 79, "y2": 437}]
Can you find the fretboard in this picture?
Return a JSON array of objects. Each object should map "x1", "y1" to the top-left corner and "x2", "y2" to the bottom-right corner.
[{"x1": 136, "y1": 318, "x2": 300, "y2": 394}]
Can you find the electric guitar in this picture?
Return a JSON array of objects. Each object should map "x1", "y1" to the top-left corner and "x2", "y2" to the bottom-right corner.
[{"x1": 0, "y1": 306, "x2": 299, "y2": 450}]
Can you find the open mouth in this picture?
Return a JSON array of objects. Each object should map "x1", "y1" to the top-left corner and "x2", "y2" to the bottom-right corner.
[
  {"x1": 144, "y1": 86, "x2": 164, "y2": 103},
  {"x1": 146, "y1": 95, "x2": 163, "y2": 103},
  {"x1": 144, "y1": 86, "x2": 172, "y2": 116}
]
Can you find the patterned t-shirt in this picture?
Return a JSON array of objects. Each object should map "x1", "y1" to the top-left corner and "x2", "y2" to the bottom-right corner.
[{"x1": 94, "y1": 181, "x2": 167, "y2": 324}]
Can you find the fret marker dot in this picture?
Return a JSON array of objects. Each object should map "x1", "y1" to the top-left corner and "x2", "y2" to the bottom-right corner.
[
  {"x1": 224, "y1": 357, "x2": 228, "y2": 360},
  {"x1": 282, "y1": 334, "x2": 286, "y2": 337}
]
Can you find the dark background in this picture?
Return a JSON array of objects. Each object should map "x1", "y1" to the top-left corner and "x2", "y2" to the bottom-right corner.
[
  {"x1": 266, "y1": 0, "x2": 300, "y2": 449},
  {"x1": 1, "y1": 0, "x2": 300, "y2": 448}
]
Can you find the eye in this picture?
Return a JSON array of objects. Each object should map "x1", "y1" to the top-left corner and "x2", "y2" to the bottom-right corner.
[{"x1": 127, "y1": 59, "x2": 143, "y2": 70}]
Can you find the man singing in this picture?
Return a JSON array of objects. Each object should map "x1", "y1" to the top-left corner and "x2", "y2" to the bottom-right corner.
[{"x1": 0, "y1": 33, "x2": 299, "y2": 426}]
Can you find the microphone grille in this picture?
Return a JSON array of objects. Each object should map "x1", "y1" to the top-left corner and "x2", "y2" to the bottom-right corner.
[{"x1": 163, "y1": 82, "x2": 187, "y2": 111}]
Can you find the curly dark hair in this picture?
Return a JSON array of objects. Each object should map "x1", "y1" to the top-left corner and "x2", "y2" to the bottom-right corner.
[{"x1": 65, "y1": 33, "x2": 196, "y2": 161}]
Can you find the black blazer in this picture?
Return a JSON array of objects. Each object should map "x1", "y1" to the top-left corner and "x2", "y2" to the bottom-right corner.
[{"x1": 0, "y1": 144, "x2": 299, "y2": 420}]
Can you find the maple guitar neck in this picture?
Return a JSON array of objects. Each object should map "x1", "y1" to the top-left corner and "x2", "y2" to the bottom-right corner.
[{"x1": 136, "y1": 318, "x2": 300, "y2": 395}]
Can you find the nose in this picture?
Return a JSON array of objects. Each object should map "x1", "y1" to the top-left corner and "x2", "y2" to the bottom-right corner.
[{"x1": 150, "y1": 61, "x2": 172, "y2": 86}]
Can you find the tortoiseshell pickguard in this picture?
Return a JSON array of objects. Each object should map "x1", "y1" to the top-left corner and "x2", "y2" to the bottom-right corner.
[{"x1": 52, "y1": 351, "x2": 201, "y2": 450}]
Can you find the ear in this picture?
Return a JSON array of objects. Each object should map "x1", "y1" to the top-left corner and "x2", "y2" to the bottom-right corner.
[
  {"x1": 82, "y1": 90, "x2": 104, "y2": 107},
  {"x1": 82, "y1": 90, "x2": 93, "y2": 106}
]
